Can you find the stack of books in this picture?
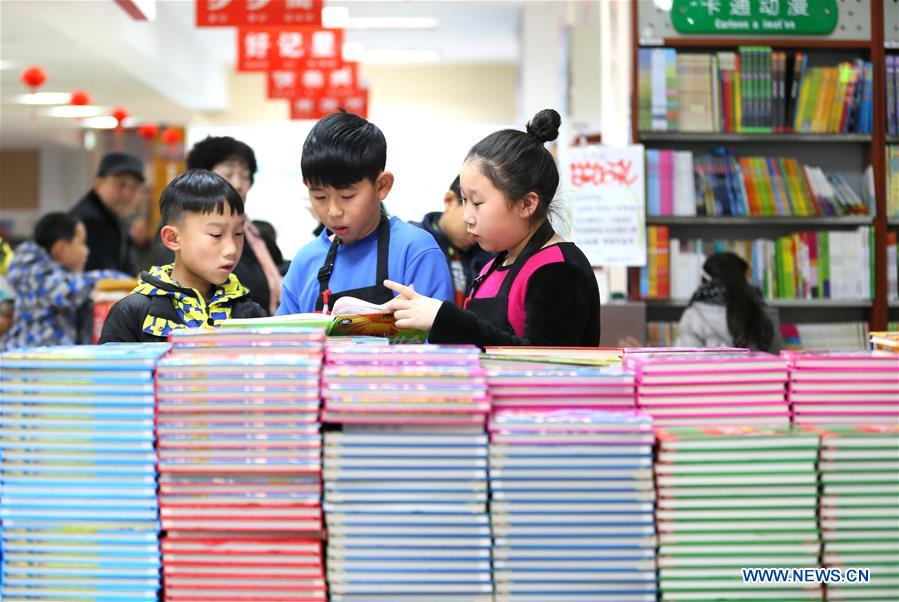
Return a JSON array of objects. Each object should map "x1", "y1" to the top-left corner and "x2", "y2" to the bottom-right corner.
[
  {"x1": 488, "y1": 409, "x2": 657, "y2": 601},
  {"x1": 784, "y1": 351, "x2": 899, "y2": 426},
  {"x1": 321, "y1": 344, "x2": 493, "y2": 601},
  {"x1": 646, "y1": 148, "x2": 869, "y2": 217},
  {"x1": 781, "y1": 322, "x2": 870, "y2": 351},
  {"x1": 482, "y1": 347, "x2": 622, "y2": 366},
  {"x1": 638, "y1": 47, "x2": 873, "y2": 134},
  {"x1": 0, "y1": 344, "x2": 170, "y2": 601},
  {"x1": 323, "y1": 429, "x2": 493, "y2": 602},
  {"x1": 155, "y1": 326, "x2": 327, "y2": 602},
  {"x1": 627, "y1": 352, "x2": 790, "y2": 428},
  {"x1": 815, "y1": 425, "x2": 899, "y2": 601},
  {"x1": 889, "y1": 146, "x2": 899, "y2": 218},
  {"x1": 655, "y1": 427, "x2": 822, "y2": 602},
  {"x1": 322, "y1": 345, "x2": 489, "y2": 425},
  {"x1": 484, "y1": 359, "x2": 636, "y2": 411}
]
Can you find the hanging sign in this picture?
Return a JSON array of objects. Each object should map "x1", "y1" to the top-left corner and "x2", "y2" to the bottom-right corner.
[
  {"x1": 267, "y1": 62, "x2": 358, "y2": 99},
  {"x1": 197, "y1": 0, "x2": 323, "y2": 27},
  {"x1": 564, "y1": 145, "x2": 646, "y2": 267},
  {"x1": 289, "y1": 89, "x2": 369, "y2": 120},
  {"x1": 672, "y1": 0, "x2": 838, "y2": 35},
  {"x1": 238, "y1": 26, "x2": 343, "y2": 71}
]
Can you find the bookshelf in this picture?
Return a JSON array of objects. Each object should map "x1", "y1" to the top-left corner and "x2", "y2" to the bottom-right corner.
[{"x1": 631, "y1": 0, "x2": 891, "y2": 333}]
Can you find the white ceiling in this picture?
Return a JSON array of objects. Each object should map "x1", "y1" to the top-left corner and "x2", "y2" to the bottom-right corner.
[{"x1": 0, "y1": 0, "x2": 522, "y2": 148}]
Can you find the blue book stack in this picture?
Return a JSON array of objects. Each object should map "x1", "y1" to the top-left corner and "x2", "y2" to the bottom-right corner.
[
  {"x1": 0, "y1": 343, "x2": 170, "y2": 601},
  {"x1": 488, "y1": 408, "x2": 657, "y2": 602},
  {"x1": 322, "y1": 344, "x2": 492, "y2": 602}
]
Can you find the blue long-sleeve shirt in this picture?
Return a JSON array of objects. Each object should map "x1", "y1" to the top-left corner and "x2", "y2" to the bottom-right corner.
[{"x1": 278, "y1": 216, "x2": 453, "y2": 314}]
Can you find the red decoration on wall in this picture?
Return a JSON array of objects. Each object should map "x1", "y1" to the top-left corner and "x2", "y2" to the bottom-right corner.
[
  {"x1": 237, "y1": 26, "x2": 343, "y2": 72},
  {"x1": 70, "y1": 90, "x2": 91, "y2": 106},
  {"x1": 197, "y1": 0, "x2": 323, "y2": 28},
  {"x1": 20, "y1": 66, "x2": 47, "y2": 93}
]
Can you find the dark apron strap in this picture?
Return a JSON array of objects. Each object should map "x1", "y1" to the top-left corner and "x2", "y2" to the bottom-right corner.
[
  {"x1": 316, "y1": 212, "x2": 391, "y2": 312},
  {"x1": 462, "y1": 218, "x2": 555, "y2": 309}
]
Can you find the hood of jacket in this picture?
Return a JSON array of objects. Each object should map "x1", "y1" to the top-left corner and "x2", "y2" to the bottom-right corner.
[{"x1": 7, "y1": 241, "x2": 63, "y2": 296}]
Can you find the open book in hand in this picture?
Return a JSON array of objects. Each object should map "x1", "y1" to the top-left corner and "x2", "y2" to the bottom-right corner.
[
  {"x1": 222, "y1": 296, "x2": 427, "y2": 343},
  {"x1": 327, "y1": 296, "x2": 427, "y2": 343}
]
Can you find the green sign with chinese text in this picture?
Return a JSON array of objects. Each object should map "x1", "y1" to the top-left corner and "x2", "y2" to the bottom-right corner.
[{"x1": 672, "y1": 0, "x2": 838, "y2": 35}]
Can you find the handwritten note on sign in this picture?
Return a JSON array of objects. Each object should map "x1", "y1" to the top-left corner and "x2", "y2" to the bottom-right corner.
[{"x1": 566, "y1": 145, "x2": 646, "y2": 267}]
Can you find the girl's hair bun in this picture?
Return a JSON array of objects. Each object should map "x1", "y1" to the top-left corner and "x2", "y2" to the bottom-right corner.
[{"x1": 525, "y1": 109, "x2": 561, "y2": 143}]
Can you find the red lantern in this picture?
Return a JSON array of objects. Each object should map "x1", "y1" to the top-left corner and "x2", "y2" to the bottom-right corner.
[
  {"x1": 111, "y1": 107, "x2": 129, "y2": 127},
  {"x1": 20, "y1": 66, "x2": 47, "y2": 93},
  {"x1": 160, "y1": 127, "x2": 182, "y2": 145},
  {"x1": 137, "y1": 122, "x2": 159, "y2": 141},
  {"x1": 70, "y1": 90, "x2": 91, "y2": 106}
]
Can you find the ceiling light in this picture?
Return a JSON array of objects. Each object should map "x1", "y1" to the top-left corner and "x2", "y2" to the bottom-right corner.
[
  {"x1": 81, "y1": 115, "x2": 118, "y2": 129},
  {"x1": 46, "y1": 105, "x2": 105, "y2": 118},
  {"x1": 0, "y1": 60, "x2": 21, "y2": 71},
  {"x1": 323, "y1": 5, "x2": 437, "y2": 30},
  {"x1": 14, "y1": 93, "x2": 72, "y2": 105}
]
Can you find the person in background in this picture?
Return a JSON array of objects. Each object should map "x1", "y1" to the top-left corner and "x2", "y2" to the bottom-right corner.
[
  {"x1": 384, "y1": 109, "x2": 601, "y2": 347},
  {"x1": 3, "y1": 213, "x2": 124, "y2": 350},
  {"x1": 252, "y1": 219, "x2": 289, "y2": 275},
  {"x1": 184, "y1": 136, "x2": 282, "y2": 315},
  {"x1": 99, "y1": 170, "x2": 265, "y2": 343},
  {"x1": 413, "y1": 176, "x2": 493, "y2": 306},
  {"x1": 674, "y1": 251, "x2": 782, "y2": 352},
  {"x1": 70, "y1": 151, "x2": 144, "y2": 275},
  {"x1": 129, "y1": 213, "x2": 156, "y2": 273},
  {"x1": 278, "y1": 111, "x2": 452, "y2": 314}
]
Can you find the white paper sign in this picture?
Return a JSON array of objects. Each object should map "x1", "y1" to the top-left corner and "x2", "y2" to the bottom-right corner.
[{"x1": 564, "y1": 145, "x2": 646, "y2": 267}]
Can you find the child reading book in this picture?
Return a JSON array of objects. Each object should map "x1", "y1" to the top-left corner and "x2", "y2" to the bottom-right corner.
[
  {"x1": 277, "y1": 111, "x2": 453, "y2": 314},
  {"x1": 383, "y1": 109, "x2": 601, "y2": 347},
  {"x1": 99, "y1": 170, "x2": 265, "y2": 343}
]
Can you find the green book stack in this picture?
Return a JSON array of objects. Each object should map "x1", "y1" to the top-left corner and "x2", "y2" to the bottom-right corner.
[
  {"x1": 814, "y1": 425, "x2": 899, "y2": 601},
  {"x1": 655, "y1": 427, "x2": 823, "y2": 602}
]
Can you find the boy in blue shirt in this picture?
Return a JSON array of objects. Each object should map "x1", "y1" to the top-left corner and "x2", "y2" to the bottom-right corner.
[{"x1": 278, "y1": 112, "x2": 453, "y2": 314}]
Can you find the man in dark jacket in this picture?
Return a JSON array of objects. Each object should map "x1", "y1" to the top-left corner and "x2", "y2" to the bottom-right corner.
[
  {"x1": 70, "y1": 152, "x2": 144, "y2": 275},
  {"x1": 412, "y1": 176, "x2": 493, "y2": 306}
]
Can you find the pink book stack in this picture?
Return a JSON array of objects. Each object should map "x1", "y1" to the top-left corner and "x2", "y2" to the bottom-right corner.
[
  {"x1": 484, "y1": 359, "x2": 637, "y2": 411},
  {"x1": 626, "y1": 352, "x2": 791, "y2": 428},
  {"x1": 784, "y1": 351, "x2": 899, "y2": 426},
  {"x1": 155, "y1": 326, "x2": 328, "y2": 602},
  {"x1": 320, "y1": 345, "x2": 493, "y2": 601}
]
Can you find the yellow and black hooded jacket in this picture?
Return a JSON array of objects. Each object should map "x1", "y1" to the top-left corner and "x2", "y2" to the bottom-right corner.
[{"x1": 98, "y1": 264, "x2": 265, "y2": 343}]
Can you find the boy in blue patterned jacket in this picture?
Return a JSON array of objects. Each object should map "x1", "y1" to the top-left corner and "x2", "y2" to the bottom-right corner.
[{"x1": 3, "y1": 213, "x2": 124, "y2": 350}]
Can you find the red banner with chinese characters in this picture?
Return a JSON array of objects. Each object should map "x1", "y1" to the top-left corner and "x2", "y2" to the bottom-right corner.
[
  {"x1": 238, "y1": 26, "x2": 343, "y2": 71},
  {"x1": 197, "y1": 0, "x2": 323, "y2": 28},
  {"x1": 289, "y1": 89, "x2": 369, "y2": 120},
  {"x1": 267, "y1": 62, "x2": 358, "y2": 99}
]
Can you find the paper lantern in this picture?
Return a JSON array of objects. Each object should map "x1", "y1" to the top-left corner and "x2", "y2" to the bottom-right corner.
[
  {"x1": 20, "y1": 66, "x2": 47, "y2": 93},
  {"x1": 160, "y1": 127, "x2": 182, "y2": 145},
  {"x1": 111, "y1": 107, "x2": 129, "y2": 127},
  {"x1": 137, "y1": 122, "x2": 159, "y2": 141},
  {"x1": 70, "y1": 90, "x2": 91, "y2": 106}
]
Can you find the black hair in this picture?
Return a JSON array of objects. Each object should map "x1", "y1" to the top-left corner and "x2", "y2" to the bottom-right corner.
[
  {"x1": 301, "y1": 111, "x2": 386, "y2": 189},
  {"x1": 704, "y1": 252, "x2": 775, "y2": 351},
  {"x1": 35, "y1": 212, "x2": 81, "y2": 253},
  {"x1": 465, "y1": 109, "x2": 561, "y2": 222},
  {"x1": 186, "y1": 136, "x2": 258, "y2": 184},
  {"x1": 252, "y1": 220, "x2": 284, "y2": 266},
  {"x1": 449, "y1": 175, "x2": 462, "y2": 203},
  {"x1": 159, "y1": 170, "x2": 244, "y2": 226}
]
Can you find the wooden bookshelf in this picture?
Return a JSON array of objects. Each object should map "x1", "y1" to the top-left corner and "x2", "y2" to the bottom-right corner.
[
  {"x1": 631, "y1": 0, "x2": 891, "y2": 332},
  {"x1": 647, "y1": 216, "x2": 874, "y2": 227}
]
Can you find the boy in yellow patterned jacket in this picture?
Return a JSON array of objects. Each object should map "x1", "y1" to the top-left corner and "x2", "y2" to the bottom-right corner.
[{"x1": 99, "y1": 170, "x2": 264, "y2": 343}]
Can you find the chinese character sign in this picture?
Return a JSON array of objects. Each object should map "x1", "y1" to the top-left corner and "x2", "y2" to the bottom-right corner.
[
  {"x1": 267, "y1": 62, "x2": 359, "y2": 99},
  {"x1": 289, "y1": 88, "x2": 369, "y2": 120},
  {"x1": 238, "y1": 27, "x2": 343, "y2": 71},
  {"x1": 197, "y1": 0, "x2": 323, "y2": 27},
  {"x1": 565, "y1": 145, "x2": 646, "y2": 267},
  {"x1": 671, "y1": 0, "x2": 836, "y2": 35}
]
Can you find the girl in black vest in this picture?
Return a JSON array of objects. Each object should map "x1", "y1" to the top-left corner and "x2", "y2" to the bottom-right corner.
[{"x1": 384, "y1": 109, "x2": 601, "y2": 347}]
